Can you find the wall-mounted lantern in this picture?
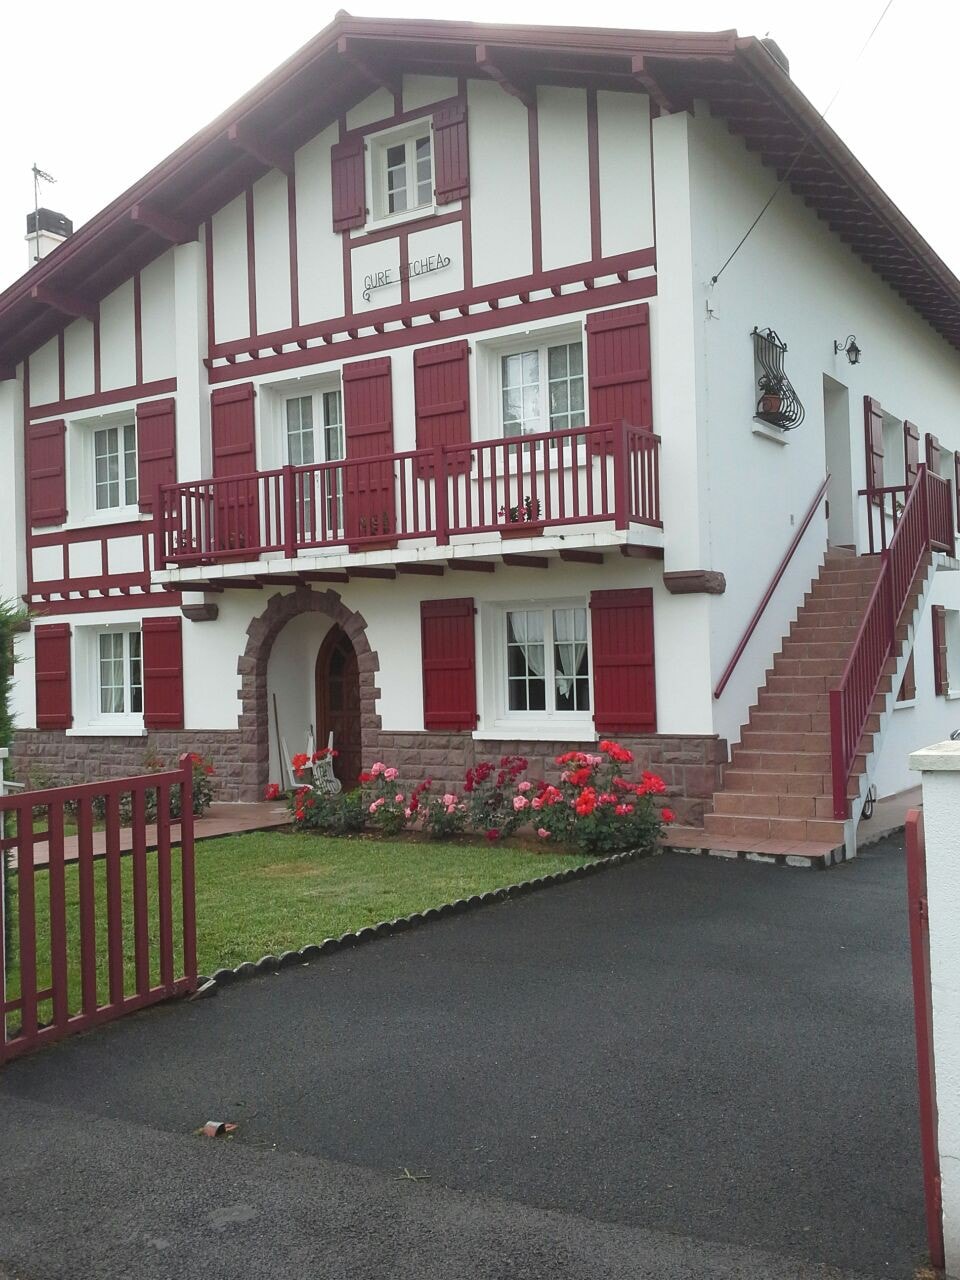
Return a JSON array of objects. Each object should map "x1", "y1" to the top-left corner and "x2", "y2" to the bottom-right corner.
[{"x1": 833, "y1": 334, "x2": 862, "y2": 365}]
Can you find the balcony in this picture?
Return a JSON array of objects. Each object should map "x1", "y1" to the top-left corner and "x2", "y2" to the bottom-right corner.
[{"x1": 153, "y1": 421, "x2": 661, "y2": 580}]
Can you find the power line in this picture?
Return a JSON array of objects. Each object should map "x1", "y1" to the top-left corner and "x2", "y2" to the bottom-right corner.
[{"x1": 709, "y1": 0, "x2": 897, "y2": 287}]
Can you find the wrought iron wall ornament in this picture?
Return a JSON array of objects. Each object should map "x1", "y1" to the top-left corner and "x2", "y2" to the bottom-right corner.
[{"x1": 751, "y1": 327, "x2": 805, "y2": 430}]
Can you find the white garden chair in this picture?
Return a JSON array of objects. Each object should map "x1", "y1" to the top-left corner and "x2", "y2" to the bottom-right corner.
[{"x1": 307, "y1": 730, "x2": 342, "y2": 796}]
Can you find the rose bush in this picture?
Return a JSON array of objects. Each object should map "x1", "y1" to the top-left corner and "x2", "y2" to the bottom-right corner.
[{"x1": 283, "y1": 741, "x2": 671, "y2": 855}]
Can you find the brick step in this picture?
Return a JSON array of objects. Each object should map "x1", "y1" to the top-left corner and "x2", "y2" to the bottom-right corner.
[
  {"x1": 817, "y1": 565, "x2": 882, "y2": 581},
  {"x1": 797, "y1": 598, "x2": 872, "y2": 620},
  {"x1": 712, "y1": 791, "x2": 838, "y2": 820},
  {"x1": 788, "y1": 623, "x2": 861, "y2": 642},
  {"x1": 764, "y1": 673, "x2": 836, "y2": 694},
  {"x1": 722, "y1": 768, "x2": 860, "y2": 799},
  {"x1": 746, "y1": 709, "x2": 832, "y2": 733},
  {"x1": 771, "y1": 657, "x2": 849, "y2": 678},
  {"x1": 737, "y1": 728, "x2": 830, "y2": 754},
  {"x1": 791, "y1": 609, "x2": 868, "y2": 628},
  {"x1": 754, "y1": 690, "x2": 884, "y2": 715},
  {"x1": 704, "y1": 812, "x2": 846, "y2": 844},
  {"x1": 729, "y1": 747, "x2": 835, "y2": 774},
  {"x1": 779, "y1": 638, "x2": 856, "y2": 660},
  {"x1": 807, "y1": 580, "x2": 878, "y2": 600}
]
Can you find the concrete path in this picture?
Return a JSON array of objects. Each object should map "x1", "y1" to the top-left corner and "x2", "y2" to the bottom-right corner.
[
  {"x1": 16, "y1": 800, "x2": 288, "y2": 868},
  {"x1": 0, "y1": 838, "x2": 925, "y2": 1279}
]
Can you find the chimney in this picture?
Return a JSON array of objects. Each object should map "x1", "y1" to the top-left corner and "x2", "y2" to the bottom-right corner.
[{"x1": 26, "y1": 207, "x2": 72, "y2": 267}]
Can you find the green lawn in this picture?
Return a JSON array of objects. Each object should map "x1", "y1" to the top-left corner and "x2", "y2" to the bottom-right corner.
[{"x1": 4, "y1": 832, "x2": 593, "y2": 1030}]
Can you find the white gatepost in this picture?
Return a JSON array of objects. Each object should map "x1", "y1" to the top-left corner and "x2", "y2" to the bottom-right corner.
[{"x1": 910, "y1": 739, "x2": 960, "y2": 1278}]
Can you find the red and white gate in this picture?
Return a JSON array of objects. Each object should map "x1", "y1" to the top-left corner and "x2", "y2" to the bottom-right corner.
[{"x1": 1, "y1": 756, "x2": 197, "y2": 1063}]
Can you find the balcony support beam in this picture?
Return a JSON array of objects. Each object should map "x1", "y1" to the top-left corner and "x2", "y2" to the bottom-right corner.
[
  {"x1": 502, "y1": 554, "x2": 549, "y2": 569},
  {"x1": 447, "y1": 559, "x2": 496, "y2": 572}
]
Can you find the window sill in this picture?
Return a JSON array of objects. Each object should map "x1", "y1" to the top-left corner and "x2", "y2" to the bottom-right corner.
[
  {"x1": 66, "y1": 724, "x2": 147, "y2": 738},
  {"x1": 361, "y1": 202, "x2": 438, "y2": 236},
  {"x1": 946, "y1": 690, "x2": 960, "y2": 701},
  {"x1": 894, "y1": 698, "x2": 916, "y2": 711},
  {"x1": 751, "y1": 420, "x2": 790, "y2": 446},
  {"x1": 475, "y1": 725, "x2": 597, "y2": 743},
  {"x1": 80, "y1": 507, "x2": 146, "y2": 528}
]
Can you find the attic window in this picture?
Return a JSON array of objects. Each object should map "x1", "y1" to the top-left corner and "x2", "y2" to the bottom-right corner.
[{"x1": 751, "y1": 327, "x2": 804, "y2": 430}]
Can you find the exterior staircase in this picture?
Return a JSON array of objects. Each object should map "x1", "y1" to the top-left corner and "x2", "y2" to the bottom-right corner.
[{"x1": 670, "y1": 547, "x2": 930, "y2": 867}]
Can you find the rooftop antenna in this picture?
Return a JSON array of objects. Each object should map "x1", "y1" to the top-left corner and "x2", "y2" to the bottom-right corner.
[{"x1": 31, "y1": 163, "x2": 56, "y2": 263}]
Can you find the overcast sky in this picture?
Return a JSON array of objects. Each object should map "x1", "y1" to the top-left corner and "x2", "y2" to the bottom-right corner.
[{"x1": 1, "y1": 0, "x2": 956, "y2": 293}]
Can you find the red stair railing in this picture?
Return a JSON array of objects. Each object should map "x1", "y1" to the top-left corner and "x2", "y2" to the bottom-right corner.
[{"x1": 830, "y1": 465, "x2": 946, "y2": 820}]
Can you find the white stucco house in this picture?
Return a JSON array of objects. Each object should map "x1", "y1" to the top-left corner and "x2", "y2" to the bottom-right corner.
[{"x1": 1, "y1": 16, "x2": 959, "y2": 861}]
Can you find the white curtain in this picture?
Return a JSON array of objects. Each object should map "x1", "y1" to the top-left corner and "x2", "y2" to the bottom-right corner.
[
  {"x1": 509, "y1": 612, "x2": 546, "y2": 678},
  {"x1": 553, "y1": 610, "x2": 586, "y2": 697}
]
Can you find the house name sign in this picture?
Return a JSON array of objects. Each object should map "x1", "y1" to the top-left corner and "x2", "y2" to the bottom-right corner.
[{"x1": 362, "y1": 253, "x2": 452, "y2": 302}]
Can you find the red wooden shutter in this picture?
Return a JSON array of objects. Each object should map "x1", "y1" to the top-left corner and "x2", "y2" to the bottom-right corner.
[
  {"x1": 142, "y1": 616, "x2": 184, "y2": 729},
  {"x1": 210, "y1": 382, "x2": 259, "y2": 554},
  {"x1": 413, "y1": 340, "x2": 470, "y2": 476},
  {"x1": 903, "y1": 420, "x2": 920, "y2": 486},
  {"x1": 926, "y1": 432, "x2": 942, "y2": 475},
  {"x1": 932, "y1": 605, "x2": 949, "y2": 697},
  {"x1": 26, "y1": 419, "x2": 67, "y2": 527},
  {"x1": 343, "y1": 357, "x2": 396, "y2": 543},
  {"x1": 433, "y1": 101, "x2": 469, "y2": 204},
  {"x1": 136, "y1": 397, "x2": 177, "y2": 513},
  {"x1": 331, "y1": 135, "x2": 366, "y2": 231},
  {"x1": 897, "y1": 651, "x2": 916, "y2": 703},
  {"x1": 863, "y1": 397, "x2": 884, "y2": 492},
  {"x1": 34, "y1": 623, "x2": 72, "y2": 729},
  {"x1": 586, "y1": 304, "x2": 652, "y2": 455},
  {"x1": 420, "y1": 598, "x2": 477, "y2": 730},
  {"x1": 590, "y1": 588, "x2": 656, "y2": 733},
  {"x1": 211, "y1": 383, "x2": 257, "y2": 476},
  {"x1": 954, "y1": 451, "x2": 960, "y2": 531}
]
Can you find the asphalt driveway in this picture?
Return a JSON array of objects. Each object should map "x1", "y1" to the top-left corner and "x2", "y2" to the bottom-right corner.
[{"x1": 0, "y1": 839, "x2": 924, "y2": 1280}]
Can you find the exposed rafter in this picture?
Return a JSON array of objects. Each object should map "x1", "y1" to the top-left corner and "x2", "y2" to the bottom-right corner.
[
  {"x1": 225, "y1": 122, "x2": 294, "y2": 176},
  {"x1": 29, "y1": 284, "x2": 96, "y2": 322},
  {"x1": 630, "y1": 56, "x2": 678, "y2": 113},
  {"x1": 475, "y1": 44, "x2": 534, "y2": 107},
  {"x1": 337, "y1": 36, "x2": 401, "y2": 96},
  {"x1": 130, "y1": 203, "x2": 196, "y2": 244}
]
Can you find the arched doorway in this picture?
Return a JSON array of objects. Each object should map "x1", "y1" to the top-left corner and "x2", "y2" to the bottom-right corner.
[{"x1": 315, "y1": 625, "x2": 362, "y2": 789}]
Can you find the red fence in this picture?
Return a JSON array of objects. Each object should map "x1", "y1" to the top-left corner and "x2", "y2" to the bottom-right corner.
[
  {"x1": 830, "y1": 467, "x2": 950, "y2": 820},
  {"x1": 905, "y1": 808, "x2": 945, "y2": 1271},
  {"x1": 1, "y1": 759, "x2": 197, "y2": 1063},
  {"x1": 155, "y1": 421, "x2": 661, "y2": 568}
]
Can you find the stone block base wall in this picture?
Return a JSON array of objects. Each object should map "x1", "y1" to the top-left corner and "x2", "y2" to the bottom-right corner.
[
  {"x1": 366, "y1": 731, "x2": 727, "y2": 827},
  {"x1": 11, "y1": 728, "x2": 726, "y2": 823},
  {"x1": 11, "y1": 730, "x2": 250, "y2": 801}
]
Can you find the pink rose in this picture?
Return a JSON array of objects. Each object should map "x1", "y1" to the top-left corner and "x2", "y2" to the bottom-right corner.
[
  {"x1": 445, "y1": 804, "x2": 456, "y2": 815},
  {"x1": 384, "y1": 767, "x2": 399, "y2": 782},
  {"x1": 395, "y1": 792, "x2": 404, "y2": 804},
  {"x1": 512, "y1": 795, "x2": 529, "y2": 811},
  {"x1": 531, "y1": 796, "x2": 542, "y2": 810},
  {"x1": 404, "y1": 808, "x2": 413, "y2": 819},
  {"x1": 442, "y1": 793, "x2": 457, "y2": 806},
  {"x1": 371, "y1": 762, "x2": 385, "y2": 776},
  {"x1": 517, "y1": 780, "x2": 532, "y2": 793},
  {"x1": 537, "y1": 828, "x2": 551, "y2": 839}
]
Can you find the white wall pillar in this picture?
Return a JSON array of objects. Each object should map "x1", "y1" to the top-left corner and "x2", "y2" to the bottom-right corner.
[
  {"x1": 0, "y1": 372, "x2": 26, "y2": 605},
  {"x1": 910, "y1": 739, "x2": 960, "y2": 1278},
  {"x1": 173, "y1": 240, "x2": 210, "y2": 482}
]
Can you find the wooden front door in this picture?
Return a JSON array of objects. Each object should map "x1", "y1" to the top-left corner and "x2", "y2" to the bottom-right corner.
[{"x1": 315, "y1": 626, "x2": 362, "y2": 790}]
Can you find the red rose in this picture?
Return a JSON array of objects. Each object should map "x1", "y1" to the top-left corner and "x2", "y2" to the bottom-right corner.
[{"x1": 661, "y1": 808, "x2": 675, "y2": 823}]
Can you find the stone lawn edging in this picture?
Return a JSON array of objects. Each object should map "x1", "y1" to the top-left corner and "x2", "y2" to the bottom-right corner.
[{"x1": 200, "y1": 846, "x2": 649, "y2": 990}]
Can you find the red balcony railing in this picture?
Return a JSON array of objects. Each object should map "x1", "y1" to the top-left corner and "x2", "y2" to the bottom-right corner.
[
  {"x1": 155, "y1": 421, "x2": 661, "y2": 568},
  {"x1": 830, "y1": 465, "x2": 954, "y2": 820}
]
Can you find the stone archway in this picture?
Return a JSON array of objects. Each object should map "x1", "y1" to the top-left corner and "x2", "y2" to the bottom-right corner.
[{"x1": 236, "y1": 587, "x2": 381, "y2": 799}]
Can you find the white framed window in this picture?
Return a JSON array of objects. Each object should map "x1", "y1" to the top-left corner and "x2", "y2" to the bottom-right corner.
[
  {"x1": 368, "y1": 120, "x2": 434, "y2": 226},
  {"x1": 94, "y1": 422, "x2": 137, "y2": 511},
  {"x1": 500, "y1": 341, "x2": 585, "y2": 439},
  {"x1": 476, "y1": 600, "x2": 593, "y2": 738},
  {"x1": 97, "y1": 629, "x2": 143, "y2": 717},
  {"x1": 284, "y1": 387, "x2": 345, "y2": 537}
]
